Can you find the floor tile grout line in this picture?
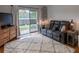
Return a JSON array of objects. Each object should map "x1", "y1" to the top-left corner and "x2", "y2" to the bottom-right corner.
[
  {"x1": 10, "y1": 38, "x2": 33, "y2": 52},
  {"x1": 28, "y1": 38, "x2": 42, "y2": 52},
  {"x1": 4, "y1": 41, "x2": 22, "y2": 51},
  {"x1": 65, "y1": 46, "x2": 73, "y2": 53},
  {"x1": 24, "y1": 39, "x2": 34, "y2": 52},
  {"x1": 39, "y1": 35, "x2": 55, "y2": 53},
  {"x1": 39, "y1": 35, "x2": 44, "y2": 53},
  {"x1": 52, "y1": 40, "x2": 56, "y2": 53}
]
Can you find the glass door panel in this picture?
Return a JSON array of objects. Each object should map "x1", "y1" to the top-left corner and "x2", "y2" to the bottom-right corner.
[
  {"x1": 29, "y1": 10, "x2": 38, "y2": 32},
  {"x1": 19, "y1": 9, "x2": 30, "y2": 35}
]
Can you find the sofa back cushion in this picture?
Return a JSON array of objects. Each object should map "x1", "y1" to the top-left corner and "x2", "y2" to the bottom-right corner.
[
  {"x1": 52, "y1": 23, "x2": 60, "y2": 31},
  {"x1": 60, "y1": 21, "x2": 70, "y2": 31}
]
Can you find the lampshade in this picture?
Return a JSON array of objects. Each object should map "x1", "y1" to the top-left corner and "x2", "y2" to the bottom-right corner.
[
  {"x1": 74, "y1": 20, "x2": 79, "y2": 31},
  {"x1": 39, "y1": 20, "x2": 45, "y2": 26},
  {"x1": 71, "y1": 23, "x2": 74, "y2": 26},
  {"x1": 39, "y1": 19, "x2": 49, "y2": 26},
  {"x1": 44, "y1": 20, "x2": 49, "y2": 25}
]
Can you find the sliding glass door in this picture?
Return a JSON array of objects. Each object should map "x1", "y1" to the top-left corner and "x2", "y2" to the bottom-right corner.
[{"x1": 19, "y1": 8, "x2": 38, "y2": 35}]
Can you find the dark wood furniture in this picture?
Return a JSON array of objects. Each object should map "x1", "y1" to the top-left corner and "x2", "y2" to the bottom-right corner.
[
  {"x1": 0, "y1": 26, "x2": 17, "y2": 47},
  {"x1": 66, "y1": 31, "x2": 78, "y2": 47},
  {"x1": 61, "y1": 30, "x2": 78, "y2": 47}
]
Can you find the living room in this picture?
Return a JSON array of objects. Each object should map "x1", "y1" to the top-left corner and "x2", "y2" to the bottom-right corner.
[{"x1": 0, "y1": 5, "x2": 79, "y2": 53}]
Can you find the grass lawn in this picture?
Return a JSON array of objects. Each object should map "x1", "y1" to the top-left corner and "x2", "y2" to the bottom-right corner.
[
  {"x1": 19, "y1": 25, "x2": 29, "y2": 31},
  {"x1": 19, "y1": 24, "x2": 37, "y2": 31}
]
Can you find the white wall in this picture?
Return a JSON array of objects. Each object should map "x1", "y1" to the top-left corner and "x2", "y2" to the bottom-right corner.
[
  {"x1": 47, "y1": 5, "x2": 79, "y2": 21},
  {"x1": 0, "y1": 5, "x2": 11, "y2": 13}
]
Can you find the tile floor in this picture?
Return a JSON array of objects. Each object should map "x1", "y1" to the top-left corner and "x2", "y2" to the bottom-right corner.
[{"x1": 4, "y1": 32, "x2": 75, "y2": 53}]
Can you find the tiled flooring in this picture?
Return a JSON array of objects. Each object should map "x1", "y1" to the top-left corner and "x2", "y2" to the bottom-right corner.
[{"x1": 4, "y1": 32, "x2": 75, "y2": 53}]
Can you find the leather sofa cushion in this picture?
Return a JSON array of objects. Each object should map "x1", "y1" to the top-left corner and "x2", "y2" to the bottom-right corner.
[
  {"x1": 47, "y1": 30, "x2": 52, "y2": 33},
  {"x1": 52, "y1": 24, "x2": 60, "y2": 31}
]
